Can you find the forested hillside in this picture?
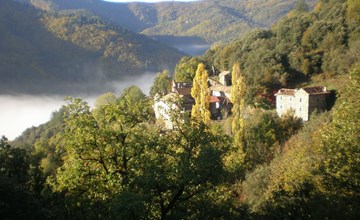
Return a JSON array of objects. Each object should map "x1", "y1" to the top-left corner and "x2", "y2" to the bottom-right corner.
[
  {"x1": 1, "y1": 0, "x2": 359, "y2": 219},
  {"x1": 0, "y1": 0, "x2": 183, "y2": 94},
  {"x1": 141, "y1": 0, "x2": 318, "y2": 44},
  {"x1": 21, "y1": 0, "x2": 317, "y2": 44},
  {"x1": 192, "y1": 0, "x2": 360, "y2": 105}
]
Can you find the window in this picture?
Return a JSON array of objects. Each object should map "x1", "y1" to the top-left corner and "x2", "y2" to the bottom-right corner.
[
  {"x1": 299, "y1": 108, "x2": 302, "y2": 112},
  {"x1": 300, "y1": 98, "x2": 302, "y2": 102}
]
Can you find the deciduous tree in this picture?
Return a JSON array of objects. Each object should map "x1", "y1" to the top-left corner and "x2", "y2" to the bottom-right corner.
[
  {"x1": 150, "y1": 70, "x2": 172, "y2": 97},
  {"x1": 191, "y1": 63, "x2": 211, "y2": 124},
  {"x1": 231, "y1": 63, "x2": 246, "y2": 160}
]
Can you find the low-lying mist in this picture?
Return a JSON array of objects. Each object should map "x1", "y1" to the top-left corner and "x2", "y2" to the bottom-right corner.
[
  {"x1": 0, "y1": 72, "x2": 156, "y2": 140},
  {"x1": 172, "y1": 44, "x2": 210, "y2": 56}
]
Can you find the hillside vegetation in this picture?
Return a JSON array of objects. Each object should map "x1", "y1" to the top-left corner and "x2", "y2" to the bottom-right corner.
[
  {"x1": 0, "y1": 1, "x2": 183, "y2": 94},
  {"x1": 1, "y1": 0, "x2": 359, "y2": 219},
  {"x1": 194, "y1": 0, "x2": 360, "y2": 105},
  {"x1": 22, "y1": 0, "x2": 317, "y2": 44}
]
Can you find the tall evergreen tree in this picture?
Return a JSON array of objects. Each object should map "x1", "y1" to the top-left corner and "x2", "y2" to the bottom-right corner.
[
  {"x1": 231, "y1": 63, "x2": 246, "y2": 159},
  {"x1": 191, "y1": 63, "x2": 211, "y2": 124}
]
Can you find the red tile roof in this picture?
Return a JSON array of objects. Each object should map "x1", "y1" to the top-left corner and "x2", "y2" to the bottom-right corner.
[{"x1": 210, "y1": 96, "x2": 220, "y2": 103}]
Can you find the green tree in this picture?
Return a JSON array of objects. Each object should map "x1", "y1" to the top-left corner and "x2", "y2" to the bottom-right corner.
[
  {"x1": 49, "y1": 96, "x2": 238, "y2": 219},
  {"x1": 119, "y1": 85, "x2": 146, "y2": 102},
  {"x1": 191, "y1": 63, "x2": 211, "y2": 124},
  {"x1": 92, "y1": 92, "x2": 117, "y2": 122},
  {"x1": 116, "y1": 121, "x2": 232, "y2": 219},
  {"x1": 316, "y1": 64, "x2": 360, "y2": 199},
  {"x1": 150, "y1": 69, "x2": 172, "y2": 97},
  {"x1": 174, "y1": 57, "x2": 204, "y2": 83},
  {"x1": 49, "y1": 96, "x2": 152, "y2": 217},
  {"x1": 0, "y1": 136, "x2": 30, "y2": 187},
  {"x1": 239, "y1": 112, "x2": 331, "y2": 218},
  {"x1": 94, "y1": 92, "x2": 117, "y2": 107},
  {"x1": 0, "y1": 136, "x2": 46, "y2": 219}
]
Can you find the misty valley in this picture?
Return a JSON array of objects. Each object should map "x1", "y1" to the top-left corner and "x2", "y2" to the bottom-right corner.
[
  {"x1": 1, "y1": 0, "x2": 359, "y2": 219},
  {"x1": 0, "y1": 73, "x2": 156, "y2": 140},
  {"x1": 0, "y1": 34, "x2": 207, "y2": 139}
]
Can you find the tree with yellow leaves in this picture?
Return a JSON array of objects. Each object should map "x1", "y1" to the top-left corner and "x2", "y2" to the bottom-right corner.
[
  {"x1": 191, "y1": 63, "x2": 211, "y2": 124},
  {"x1": 230, "y1": 63, "x2": 246, "y2": 160}
]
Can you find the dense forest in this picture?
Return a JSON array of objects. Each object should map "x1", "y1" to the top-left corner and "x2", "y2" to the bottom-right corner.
[
  {"x1": 184, "y1": 0, "x2": 360, "y2": 105},
  {"x1": 0, "y1": 0, "x2": 183, "y2": 94},
  {"x1": 20, "y1": 0, "x2": 318, "y2": 44},
  {"x1": 1, "y1": 0, "x2": 360, "y2": 219}
]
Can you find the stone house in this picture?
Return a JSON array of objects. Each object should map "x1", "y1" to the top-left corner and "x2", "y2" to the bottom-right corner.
[
  {"x1": 210, "y1": 84, "x2": 232, "y2": 100},
  {"x1": 171, "y1": 81, "x2": 195, "y2": 111},
  {"x1": 154, "y1": 81, "x2": 195, "y2": 129},
  {"x1": 219, "y1": 71, "x2": 232, "y2": 86},
  {"x1": 275, "y1": 86, "x2": 330, "y2": 121},
  {"x1": 153, "y1": 93, "x2": 178, "y2": 129},
  {"x1": 208, "y1": 71, "x2": 233, "y2": 119}
]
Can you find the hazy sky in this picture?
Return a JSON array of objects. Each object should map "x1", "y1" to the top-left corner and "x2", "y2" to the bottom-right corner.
[{"x1": 103, "y1": 0, "x2": 199, "y2": 3}]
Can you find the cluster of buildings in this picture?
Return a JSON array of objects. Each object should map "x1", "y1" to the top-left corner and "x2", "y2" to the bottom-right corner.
[
  {"x1": 153, "y1": 70, "x2": 331, "y2": 129},
  {"x1": 154, "y1": 71, "x2": 233, "y2": 129}
]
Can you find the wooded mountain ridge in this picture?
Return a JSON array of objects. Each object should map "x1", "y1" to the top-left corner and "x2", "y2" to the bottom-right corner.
[
  {"x1": 0, "y1": 0, "x2": 183, "y2": 95},
  {"x1": 185, "y1": 0, "x2": 360, "y2": 106},
  {"x1": 19, "y1": 0, "x2": 318, "y2": 44}
]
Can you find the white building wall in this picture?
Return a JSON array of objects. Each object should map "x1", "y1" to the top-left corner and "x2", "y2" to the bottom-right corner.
[
  {"x1": 154, "y1": 99, "x2": 175, "y2": 129},
  {"x1": 294, "y1": 90, "x2": 310, "y2": 121},
  {"x1": 276, "y1": 95, "x2": 295, "y2": 117}
]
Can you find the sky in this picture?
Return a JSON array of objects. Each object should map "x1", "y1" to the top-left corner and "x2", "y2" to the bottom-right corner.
[{"x1": 103, "y1": 0, "x2": 199, "y2": 3}]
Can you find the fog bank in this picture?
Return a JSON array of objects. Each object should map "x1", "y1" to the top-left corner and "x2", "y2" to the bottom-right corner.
[{"x1": 0, "y1": 73, "x2": 156, "y2": 140}]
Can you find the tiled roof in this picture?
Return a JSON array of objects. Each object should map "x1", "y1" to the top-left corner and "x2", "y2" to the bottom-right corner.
[
  {"x1": 210, "y1": 96, "x2": 220, "y2": 103},
  {"x1": 210, "y1": 85, "x2": 232, "y2": 94},
  {"x1": 174, "y1": 87, "x2": 192, "y2": 96},
  {"x1": 302, "y1": 86, "x2": 330, "y2": 95},
  {"x1": 275, "y1": 88, "x2": 295, "y2": 96},
  {"x1": 276, "y1": 86, "x2": 330, "y2": 96}
]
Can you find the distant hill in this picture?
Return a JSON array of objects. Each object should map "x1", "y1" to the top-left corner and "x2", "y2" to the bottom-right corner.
[
  {"x1": 20, "y1": 0, "x2": 318, "y2": 45},
  {"x1": 0, "y1": 1, "x2": 183, "y2": 95}
]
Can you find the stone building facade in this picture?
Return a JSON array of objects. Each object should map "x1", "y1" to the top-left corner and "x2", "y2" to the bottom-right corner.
[{"x1": 275, "y1": 86, "x2": 330, "y2": 121}]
